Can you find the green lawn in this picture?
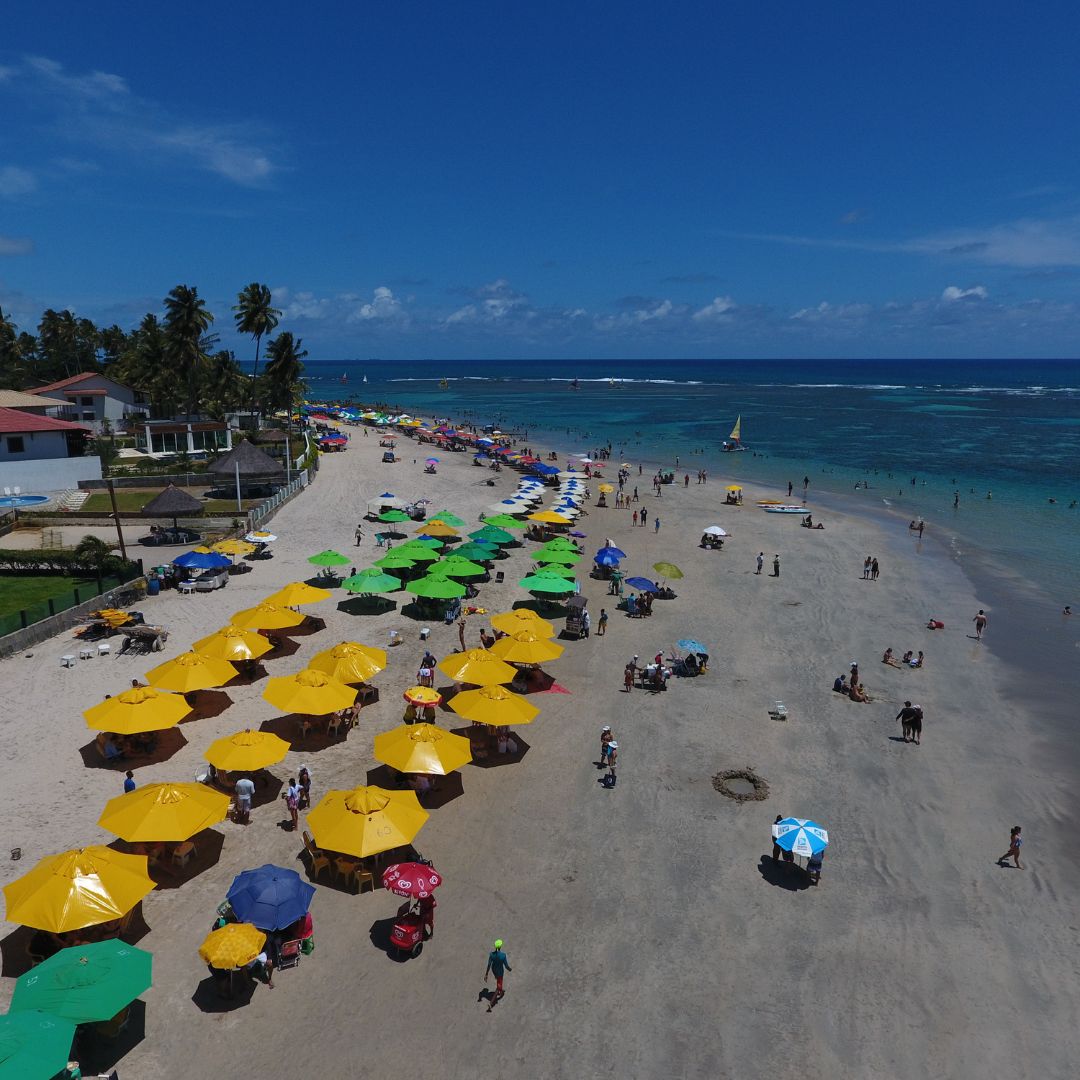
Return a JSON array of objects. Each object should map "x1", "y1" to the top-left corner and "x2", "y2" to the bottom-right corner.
[
  {"x1": 0, "y1": 573, "x2": 100, "y2": 621},
  {"x1": 81, "y1": 490, "x2": 258, "y2": 514}
]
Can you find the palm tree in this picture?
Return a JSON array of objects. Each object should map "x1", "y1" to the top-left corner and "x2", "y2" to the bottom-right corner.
[
  {"x1": 163, "y1": 285, "x2": 213, "y2": 419},
  {"x1": 263, "y1": 332, "x2": 308, "y2": 422},
  {"x1": 233, "y1": 283, "x2": 280, "y2": 425},
  {"x1": 74, "y1": 534, "x2": 117, "y2": 579}
]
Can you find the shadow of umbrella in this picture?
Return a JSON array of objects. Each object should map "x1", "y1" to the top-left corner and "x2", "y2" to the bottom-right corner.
[
  {"x1": 364, "y1": 765, "x2": 465, "y2": 811},
  {"x1": 78, "y1": 727, "x2": 189, "y2": 771},
  {"x1": 226, "y1": 661, "x2": 269, "y2": 687},
  {"x1": 109, "y1": 828, "x2": 226, "y2": 891},
  {"x1": 78, "y1": 998, "x2": 147, "y2": 1074},
  {"x1": 258, "y1": 715, "x2": 348, "y2": 754},
  {"x1": 277, "y1": 615, "x2": 326, "y2": 637},
  {"x1": 337, "y1": 596, "x2": 398, "y2": 617},
  {"x1": 191, "y1": 972, "x2": 256, "y2": 1013},
  {"x1": 449, "y1": 726, "x2": 531, "y2": 768},
  {"x1": 262, "y1": 635, "x2": 302, "y2": 661},
  {"x1": 183, "y1": 689, "x2": 233, "y2": 722},
  {"x1": 756, "y1": 854, "x2": 810, "y2": 891}
]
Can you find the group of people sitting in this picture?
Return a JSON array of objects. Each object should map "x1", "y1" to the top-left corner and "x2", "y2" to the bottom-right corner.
[
  {"x1": 624, "y1": 592, "x2": 654, "y2": 617},
  {"x1": 882, "y1": 648, "x2": 924, "y2": 669},
  {"x1": 832, "y1": 673, "x2": 873, "y2": 703},
  {"x1": 700, "y1": 533, "x2": 725, "y2": 549}
]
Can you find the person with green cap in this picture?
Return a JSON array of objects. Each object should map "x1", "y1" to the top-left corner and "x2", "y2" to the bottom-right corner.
[{"x1": 484, "y1": 938, "x2": 513, "y2": 1010}]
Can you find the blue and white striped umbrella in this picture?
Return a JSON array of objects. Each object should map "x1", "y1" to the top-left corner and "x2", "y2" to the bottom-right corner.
[{"x1": 774, "y1": 818, "x2": 829, "y2": 857}]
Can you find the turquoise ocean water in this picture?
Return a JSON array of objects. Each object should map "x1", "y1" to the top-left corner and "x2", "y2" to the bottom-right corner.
[{"x1": 304, "y1": 358, "x2": 1079, "y2": 612}]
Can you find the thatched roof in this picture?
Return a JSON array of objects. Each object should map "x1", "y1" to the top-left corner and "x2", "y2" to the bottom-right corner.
[
  {"x1": 207, "y1": 439, "x2": 285, "y2": 479},
  {"x1": 254, "y1": 428, "x2": 290, "y2": 443},
  {"x1": 141, "y1": 483, "x2": 204, "y2": 517}
]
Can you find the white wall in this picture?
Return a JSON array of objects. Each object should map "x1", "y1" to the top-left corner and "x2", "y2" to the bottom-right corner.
[
  {"x1": 0, "y1": 455, "x2": 102, "y2": 492},
  {"x1": 0, "y1": 430, "x2": 72, "y2": 461}
]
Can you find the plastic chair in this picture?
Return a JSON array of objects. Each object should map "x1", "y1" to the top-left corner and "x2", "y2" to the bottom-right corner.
[
  {"x1": 303, "y1": 831, "x2": 332, "y2": 881},
  {"x1": 97, "y1": 642, "x2": 111, "y2": 655},
  {"x1": 172, "y1": 840, "x2": 197, "y2": 867}
]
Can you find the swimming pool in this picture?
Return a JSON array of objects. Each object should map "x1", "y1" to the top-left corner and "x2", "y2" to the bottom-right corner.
[{"x1": 0, "y1": 495, "x2": 50, "y2": 508}]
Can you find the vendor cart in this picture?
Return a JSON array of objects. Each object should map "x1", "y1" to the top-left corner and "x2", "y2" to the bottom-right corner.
[{"x1": 564, "y1": 595, "x2": 588, "y2": 639}]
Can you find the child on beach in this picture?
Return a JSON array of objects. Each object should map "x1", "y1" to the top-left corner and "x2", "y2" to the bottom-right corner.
[{"x1": 997, "y1": 826, "x2": 1024, "y2": 869}]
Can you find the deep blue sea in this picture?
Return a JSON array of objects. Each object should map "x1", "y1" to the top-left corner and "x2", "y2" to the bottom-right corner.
[{"x1": 301, "y1": 358, "x2": 1080, "y2": 608}]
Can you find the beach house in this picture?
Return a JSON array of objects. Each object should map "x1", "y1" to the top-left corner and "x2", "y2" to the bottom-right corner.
[
  {"x1": 26, "y1": 372, "x2": 149, "y2": 434},
  {"x1": 0, "y1": 407, "x2": 100, "y2": 492}
]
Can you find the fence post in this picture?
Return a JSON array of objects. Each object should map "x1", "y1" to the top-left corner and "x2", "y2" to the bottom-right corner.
[{"x1": 48, "y1": 598, "x2": 55, "y2": 616}]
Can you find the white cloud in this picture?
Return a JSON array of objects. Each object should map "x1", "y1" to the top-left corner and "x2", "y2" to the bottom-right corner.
[
  {"x1": 0, "y1": 166, "x2": 37, "y2": 197},
  {"x1": 24, "y1": 55, "x2": 129, "y2": 103},
  {"x1": 692, "y1": 295, "x2": 737, "y2": 322},
  {"x1": 0, "y1": 235, "x2": 33, "y2": 256},
  {"x1": 941, "y1": 285, "x2": 988, "y2": 302},
  {"x1": 348, "y1": 286, "x2": 406, "y2": 323}
]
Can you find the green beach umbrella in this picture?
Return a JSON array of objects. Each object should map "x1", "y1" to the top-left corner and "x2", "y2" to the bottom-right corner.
[
  {"x1": 342, "y1": 568, "x2": 402, "y2": 593},
  {"x1": 378, "y1": 509, "x2": 411, "y2": 523},
  {"x1": 469, "y1": 525, "x2": 514, "y2": 545},
  {"x1": 653, "y1": 562, "x2": 684, "y2": 580},
  {"x1": 534, "y1": 550, "x2": 581, "y2": 566},
  {"x1": 10, "y1": 940, "x2": 153, "y2": 1024},
  {"x1": 405, "y1": 573, "x2": 468, "y2": 599},
  {"x1": 537, "y1": 537, "x2": 579, "y2": 552},
  {"x1": 520, "y1": 571, "x2": 578, "y2": 594},
  {"x1": 539, "y1": 563, "x2": 577, "y2": 578},
  {"x1": 0, "y1": 1010, "x2": 77, "y2": 1080},
  {"x1": 391, "y1": 544, "x2": 441, "y2": 563},
  {"x1": 436, "y1": 555, "x2": 487, "y2": 578},
  {"x1": 308, "y1": 549, "x2": 351, "y2": 568},
  {"x1": 375, "y1": 552, "x2": 420, "y2": 570},
  {"x1": 454, "y1": 542, "x2": 498, "y2": 562},
  {"x1": 431, "y1": 510, "x2": 467, "y2": 528},
  {"x1": 481, "y1": 514, "x2": 525, "y2": 530},
  {"x1": 402, "y1": 537, "x2": 445, "y2": 550}
]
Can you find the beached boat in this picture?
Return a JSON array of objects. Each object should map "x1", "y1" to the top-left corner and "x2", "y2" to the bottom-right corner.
[
  {"x1": 762, "y1": 505, "x2": 811, "y2": 514},
  {"x1": 722, "y1": 415, "x2": 747, "y2": 451}
]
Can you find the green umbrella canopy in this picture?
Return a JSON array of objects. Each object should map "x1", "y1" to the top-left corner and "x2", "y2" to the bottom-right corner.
[
  {"x1": 405, "y1": 573, "x2": 468, "y2": 599},
  {"x1": 377, "y1": 509, "x2": 411, "y2": 523},
  {"x1": 469, "y1": 525, "x2": 514, "y2": 545},
  {"x1": 653, "y1": 562, "x2": 684, "y2": 580},
  {"x1": 537, "y1": 537, "x2": 579, "y2": 551},
  {"x1": 0, "y1": 1010, "x2": 77, "y2": 1080},
  {"x1": 401, "y1": 536, "x2": 444, "y2": 550},
  {"x1": 390, "y1": 544, "x2": 440, "y2": 563},
  {"x1": 374, "y1": 552, "x2": 419, "y2": 570},
  {"x1": 431, "y1": 510, "x2": 467, "y2": 528},
  {"x1": 435, "y1": 556, "x2": 487, "y2": 578},
  {"x1": 481, "y1": 514, "x2": 525, "y2": 530},
  {"x1": 10, "y1": 940, "x2": 153, "y2": 1024},
  {"x1": 520, "y1": 571, "x2": 578, "y2": 594},
  {"x1": 540, "y1": 563, "x2": 577, "y2": 578},
  {"x1": 342, "y1": 569, "x2": 402, "y2": 593},
  {"x1": 308, "y1": 549, "x2": 351, "y2": 567},
  {"x1": 454, "y1": 542, "x2": 498, "y2": 562},
  {"x1": 533, "y1": 550, "x2": 581, "y2": 566}
]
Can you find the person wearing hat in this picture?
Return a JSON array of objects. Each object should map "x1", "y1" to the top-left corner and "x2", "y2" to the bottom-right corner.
[{"x1": 484, "y1": 938, "x2": 513, "y2": 1010}]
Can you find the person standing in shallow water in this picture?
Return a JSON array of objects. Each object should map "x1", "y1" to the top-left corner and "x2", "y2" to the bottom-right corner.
[{"x1": 973, "y1": 609, "x2": 988, "y2": 640}]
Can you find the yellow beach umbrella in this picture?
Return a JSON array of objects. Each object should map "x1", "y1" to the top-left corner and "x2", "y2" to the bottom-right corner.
[
  {"x1": 199, "y1": 923, "x2": 266, "y2": 969},
  {"x1": 212, "y1": 538, "x2": 256, "y2": 556},
  {"x1": 373, "y1": 723, "x2": 472, "y2": 775},
  {"x1": 205, "y1": 728, "x2": 291, "y2": 772},
  {"x1": 528, "y1": 510, "x2": 572, "y2": 524},
  {"x1": 308, "y1": 641, "x2": 387, "y2": 684},
  {"x1": 230, "y1": 602, "x2": 305, "y2": 631},
  {"x1": 488, "y1": 630, "x2": 565, "y2": 665},
  {"x1": 145, "y1": 652, "x2": 238, "y2": 693},
  {"x1": 489, "y1": 609, "x2": 555, "y2": 638},
  {"x1": 83, "y1": 686, "x2": 191, "y2": 734},
  {"x1": 403, "y1": 685, "x2": 443, "y2": 707},
  {"x1": 193, "y1": 625, "x2": 273, "y2": 662},
  {"x1": 437, "y1": 648, "x2": 517, "y2": 686},
  {"x1": 597, "y1": 483, "x2": 615, "y2": 494},
  {"x1": 3, "y1": 847, "x2": 155, "y2": 934},
  {"x1": 448, "y1": 684, "x2": 539, "y2": 727},
  {"x1": 264, "y1": 581, "x2": 333, "y2": 607},
  {"x1": 262, "y1": 668, "x2": 356, "y2": 715},
  {"x1": 307, "y1": 786, "x2": 429, "y2": 858},
  {"x1": 98, "y1": 782, "x2": 230, "y2": 842},
  {"x1": 415, "y1": 519, "x2": 459, "y2": 537},
  {"x1": 726, "y1": 484, "x2": 743, "y2": 492}
]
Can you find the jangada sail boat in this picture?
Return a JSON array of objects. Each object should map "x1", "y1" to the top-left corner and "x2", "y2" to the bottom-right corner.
[{"x1": 721, "y1": 414, "x2": 747, "y2": 452}]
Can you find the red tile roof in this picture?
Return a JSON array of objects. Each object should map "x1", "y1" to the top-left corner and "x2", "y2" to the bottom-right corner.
[
  {"x1": 26, "y1": 372, "x2": 100, "y2": 394},
  {"x1": 0, "y1": 407, "x2": 90, "y2": 434}
]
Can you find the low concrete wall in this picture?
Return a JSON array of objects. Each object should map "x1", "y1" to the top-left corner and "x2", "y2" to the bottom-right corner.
[{"x1": 0, "y1": 456, "x2": 102, "y2": 492}]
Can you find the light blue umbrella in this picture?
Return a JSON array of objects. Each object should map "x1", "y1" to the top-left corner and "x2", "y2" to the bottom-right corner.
[
  {"x1": 678, "y1": 638, "x2": 708, "y2": 653},
  {"x1": 774, "y1": 818, "x2": 829, "y2": 858}
]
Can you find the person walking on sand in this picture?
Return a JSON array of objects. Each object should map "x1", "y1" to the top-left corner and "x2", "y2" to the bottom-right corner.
[
  {"x1": 863, "y1": 556, "x2": 872, "y2": 580},
  {"x1": 632, "y1": 509, "x2": 638, "y2": 527},
  {"x1": 640, "y1": 508, "x2": 647, "y2": 528},
  {"x1": 484, "y1": 939, "x2": 513, "y2": 1010},
  {"x1": 283, "y1": 777, "x2": 301, "y2": 831},
  {"x1": 756, "y1": 552, "x2": 764, "y2": 575},
  {"x1": 871, "y1": 557, "x2": 880, "y2": 580},
  {"x1": 997, "y1": 826, "x2": 1024, "y2": 869},
  {"x1": 623, "y1": 664, "x2": 634, "y2": 692},
  {"x1": 973, "y1": 609, "x2": 988, "y2": 640},
  {"x1": 788, "y1": 480, "x2": 793, "y2": 496},
  {"x1": 654, "y1": 516, "x2": 661, "y2": 534},
  {"x1": 597, "y1": 608, "x2": 608, "y2": 635},
  {"x1": 772, "y1": 554, "x2": 780, "y2": 577}
]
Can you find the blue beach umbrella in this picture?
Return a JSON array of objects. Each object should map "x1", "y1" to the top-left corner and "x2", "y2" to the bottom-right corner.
[
  {"x1": 625, "y1": 576, "x2": 658, "y2": 592},
  {"x1": 677, "y1": 638, "x2": 708, "y2": 653},
  {"x1": 594, "y1": 551, "x2": 621, "y2": 568},
  {"x1": 774, "y1": 818, "x2": 829, "y2": 858},
  {"x1": 173, "y1": 550, "x2": 232, "y2": 570},
  {"x1": 596, "y1": 545, "x2": 627, "y2": 560},
  {"x1": 226, "y1": 864, "x2": 316, "y2": 931}
]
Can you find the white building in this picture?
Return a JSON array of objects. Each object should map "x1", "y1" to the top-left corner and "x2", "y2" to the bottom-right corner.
[
  {"x1": 0, "y1": 408, "x2": 101, "y2": 492},
  {"x1": 27, "y1": 372, "x2": 149, "y2": 434}
]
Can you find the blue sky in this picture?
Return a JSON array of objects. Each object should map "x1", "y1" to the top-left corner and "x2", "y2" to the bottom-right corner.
[{"x1": 2, "y1": 2, "x2": 1080, "y2": 360}]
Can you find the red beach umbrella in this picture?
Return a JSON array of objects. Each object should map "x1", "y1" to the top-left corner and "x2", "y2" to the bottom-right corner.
[{"x1": 383, "y1": 862, "x2": 443, "y2": 899}]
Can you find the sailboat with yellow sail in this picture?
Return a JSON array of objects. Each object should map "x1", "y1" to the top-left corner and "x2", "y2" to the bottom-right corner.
[{"x1": 721, "y1": 414, "x2": 747, "y2": 452}]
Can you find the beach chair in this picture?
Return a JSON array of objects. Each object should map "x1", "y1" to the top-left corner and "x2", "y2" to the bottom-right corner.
[
  {"x1": 277, "y1": 939, "x2": 302, "y2": 969},
  {"x1": 303, "y1": 831, "x2": 332, "y2": 881},
  {"x1": 770, "y1": 701, "x2": 789, "y2": 720},
  {"x1": 172, "y1": 840, "x2": 197, "y2": 868}
]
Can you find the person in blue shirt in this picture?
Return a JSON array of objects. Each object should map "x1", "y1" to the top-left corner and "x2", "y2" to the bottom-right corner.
[
  {"x1": 123, "y1": 770, "x2": 136, "y2": 793},
  {"x1": 484, "y1": 939, "x2": 512, "y2": 1011}
]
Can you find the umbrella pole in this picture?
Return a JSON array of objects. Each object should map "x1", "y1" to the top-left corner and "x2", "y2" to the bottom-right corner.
[{"x1": 235, "y1": 461, "x2": 243, "y2": 514}]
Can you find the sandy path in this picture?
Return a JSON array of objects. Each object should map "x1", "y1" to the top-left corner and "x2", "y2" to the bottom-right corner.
[{"x1": 1, "y1": 427, "x2": 1076, "y2": 1079}]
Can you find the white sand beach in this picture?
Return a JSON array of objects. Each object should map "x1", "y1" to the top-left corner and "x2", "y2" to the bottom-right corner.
[{"x1": 2, "y1": 424, "x2": 1077, "y2": 1079}]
